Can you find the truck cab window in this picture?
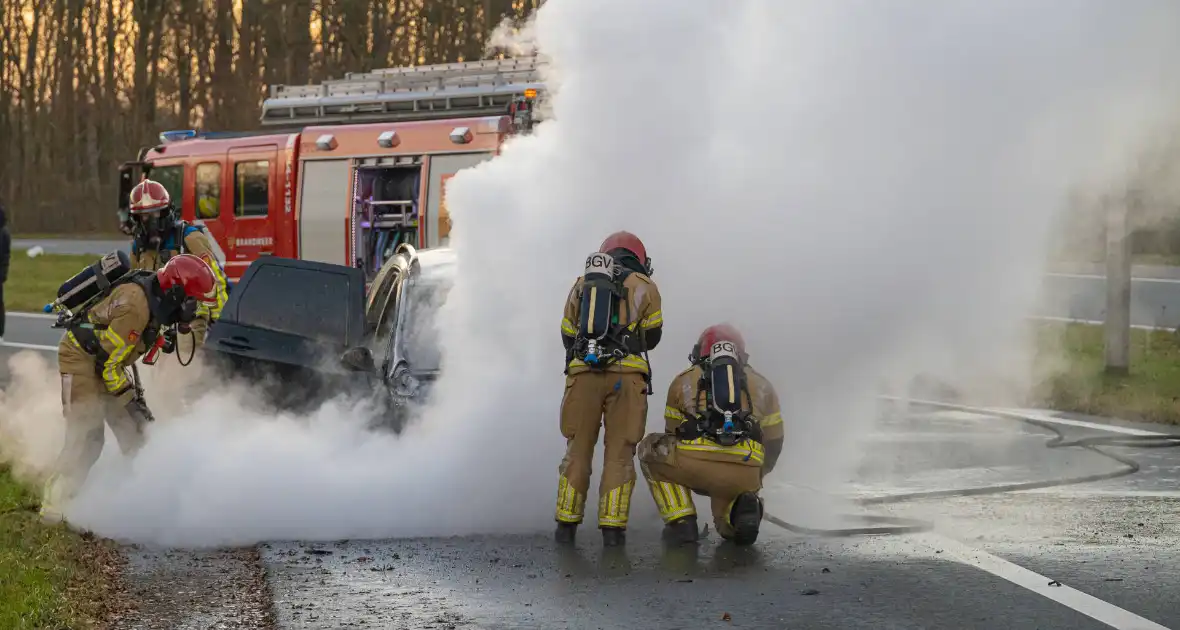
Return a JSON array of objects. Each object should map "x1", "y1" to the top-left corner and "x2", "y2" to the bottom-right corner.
[
  {"x1": 235, "y1": 160, "x2": 270, "y2": 217},
  {"x1": 151, "y1": 165, "x2": 184, "y2": 207},
  {"x1": 196, "y1": 163, "x2": 221, "y2": 219}
]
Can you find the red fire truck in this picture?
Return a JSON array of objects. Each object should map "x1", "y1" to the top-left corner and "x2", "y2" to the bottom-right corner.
[{"x1": 116, "y1": 56, "x2": 544, "y2": 285}]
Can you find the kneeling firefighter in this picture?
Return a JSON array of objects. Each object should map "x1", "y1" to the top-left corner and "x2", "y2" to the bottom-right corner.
[
  {"x1": 123, "y1": 178, "x2": 228, "y2": 351},
  {"x1": 638, "y1": 323, "x2": 784, "y2": 546},
  {"x1": 555, "y1": 231, "x2": 664, "y2": 547},
  {"x1": 40, "y1": 253, "x2": 220, "y2": 522}
]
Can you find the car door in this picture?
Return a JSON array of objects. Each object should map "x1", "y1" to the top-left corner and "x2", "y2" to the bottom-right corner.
[{"x1": 225, "y1": 146, "x2": 279, "y2": 280}]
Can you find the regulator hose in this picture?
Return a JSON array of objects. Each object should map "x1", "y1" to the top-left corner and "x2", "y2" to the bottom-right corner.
[{"x1": 763, "y1": 397, "x2": 1180, "y2": 538}]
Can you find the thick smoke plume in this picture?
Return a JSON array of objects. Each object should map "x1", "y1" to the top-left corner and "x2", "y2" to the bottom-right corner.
[{"x1": 3, "y1": 0, "x2": 1180, "y2": 546}]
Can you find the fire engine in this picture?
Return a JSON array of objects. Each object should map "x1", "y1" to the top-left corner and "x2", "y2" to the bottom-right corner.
[{"x1": 116, "y1": 56, "x2": 545, "y2": 285}]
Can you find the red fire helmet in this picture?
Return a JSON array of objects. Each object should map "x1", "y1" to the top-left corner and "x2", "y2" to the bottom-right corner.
[
  {"x1": 599, "y1": 231, "x2": 647, "y2": 263},
  {"x1": 157, "y1": 254, "x2": 218, "y2": 305},
  {"x1": 129, "y1": 179, "x2": 172, "y2": 214},
  {"x1": 697, "y1": 323, "x2": 746, "y2": 358}
]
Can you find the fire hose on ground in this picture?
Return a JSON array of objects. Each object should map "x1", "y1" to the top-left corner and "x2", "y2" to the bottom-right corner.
[{"x1": 762, "y1": 396, "x2": 1180, "y2": 538}]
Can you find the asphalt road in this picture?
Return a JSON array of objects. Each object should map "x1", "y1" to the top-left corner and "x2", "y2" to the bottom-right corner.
[
  {"x1": 256, "y1": 407, "x2": 1180, "y2": 630},
  {"x1": 2, "y1": 336, "x2": 1179, "y2": 627},
  {"x1": 12, "y1": 238, "x2": 128, "y2": 256},
  {"x1": 2, "y1": 312, "x2": 62, "y2": 349},
  {"x1": 1037, "y1": 271, "x2": 1180, "y2": 329}
]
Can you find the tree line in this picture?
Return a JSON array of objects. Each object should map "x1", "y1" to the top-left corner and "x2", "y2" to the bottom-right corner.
[{"x1": 0, "y1": 0, "x2": 541, "y2": 234}]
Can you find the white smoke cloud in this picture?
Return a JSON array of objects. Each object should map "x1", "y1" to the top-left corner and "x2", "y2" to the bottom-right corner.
[{"x1": 4, "y1": 0, "x2": 1180, "y2": 547}]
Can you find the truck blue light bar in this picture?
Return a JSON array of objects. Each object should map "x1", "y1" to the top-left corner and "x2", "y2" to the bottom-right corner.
[{"x1": 159, "y1": 130, "x2": 198, "y2": 143}]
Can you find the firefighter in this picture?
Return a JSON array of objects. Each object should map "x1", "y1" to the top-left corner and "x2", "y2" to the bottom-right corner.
[
  {"x1": 637, "y1": 323, "x2": 785, "y2": 546},
  {"x1": 555, "y1": 231, "x2": 663, "y2": 547},
  {"x1": 39, "y1": 254, "x2": 220, "y2": 523},
  {"x1": 125, "y1": 178, "x2": 228, "y2": 350}
]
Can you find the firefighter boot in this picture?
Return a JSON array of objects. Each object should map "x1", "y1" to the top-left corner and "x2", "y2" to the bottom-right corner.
[
  {"x1": 663, "y1": 515, "x2": 700, "y2": 545},
  {"x1": 730, "y1": 492, "x2": 764, "y2": 546},
  {"x1": 601, "y1": 526, "x2": 626, "y2": 547},
  {"x1": 555, "y1": 522, "x2": 577, "y2": 545}
]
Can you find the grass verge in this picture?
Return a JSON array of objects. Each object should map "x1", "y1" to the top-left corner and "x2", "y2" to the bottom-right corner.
[
  {"x1": 0, "y1": 466, "x2": 129, "y2": 629},
  {"x1": 4, "y1": 252, "x2": 99, "y2": 312},
  {"x1": 1032, "y1": 321, "x2": 1180, "y2": 424}
]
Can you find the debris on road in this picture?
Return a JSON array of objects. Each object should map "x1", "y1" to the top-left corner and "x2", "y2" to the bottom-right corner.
[{"x1": 111, "y1": 545, "x2": 276, "y2": 630}]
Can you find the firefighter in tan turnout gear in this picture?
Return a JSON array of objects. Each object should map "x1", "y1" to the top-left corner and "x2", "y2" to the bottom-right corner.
[
  {"x1": 555, "y1": 231, "x2": 664, "y2": 547},
  {"x1": 638, "y1": 323, "x2": 784, "y2": 546},
  {"x1": 40, "y1": 254, "x2": 220, "y2": 522},
  {"x1": 123, "y1": 178, "x2": 228, "y2": 349}
]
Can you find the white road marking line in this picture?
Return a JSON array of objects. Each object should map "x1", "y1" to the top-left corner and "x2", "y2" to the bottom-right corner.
[
  {"x1": 913, "y1": 533, "x2": 1174, "y2": 630},
  {"x1": 887, "y1": 397, "x2": 1169, "y2": 437},
  {"x1": 1044, "y1": 272, "x2": 1180, "y2": 285},
  {"x1": 0, "y1": 341, "x2": 57, "y2": 352},
  {"x1": 9, "y1": 311, "x2": 57, "y2": 320},
  {"x1": 987, "y1": 406, "x2": 1168, "y2": 437},
  {"x1": 905, "y1": 409, "x2": 1002, "y2": 422},
  {"x1": 1028, "y1": 315, "x2": 1169, "y2": 331},
  {"x1": 1015, "y1": 488, "x2": 1180, "y2": 499}
]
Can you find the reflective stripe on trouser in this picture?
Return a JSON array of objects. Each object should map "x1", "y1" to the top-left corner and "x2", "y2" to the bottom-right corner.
[
  {"x1": 44, "y1": 371, "x2": 147, "y2": 508},
  {"x1": 647, "y1": 478, "x2": 696, "y2": 522},
  {"x1": 555, "y1": 371, "x2": 647, "y2": 527},
  {"x1": 637, "y1": 432, "x2": 763, "y2": 538}
]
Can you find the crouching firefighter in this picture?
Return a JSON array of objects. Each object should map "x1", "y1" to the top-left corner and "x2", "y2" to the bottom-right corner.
[
  {"x1": 123, "y1": 178, "x2": 228, "y2": 351},
  {"x1": 638, "y1": 323, "x2": 785, "y2": 546},
  {"x1": 39, "y1": 252, "x2": 220, "y2": 522},
  {"x1": 555, "y1": 231, "x2": 664, "y2": 547}
]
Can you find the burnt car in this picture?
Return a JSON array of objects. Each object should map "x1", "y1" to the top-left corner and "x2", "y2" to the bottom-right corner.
[{"x1": 200, "y1": 244, "x2": 454, "y2": 431}]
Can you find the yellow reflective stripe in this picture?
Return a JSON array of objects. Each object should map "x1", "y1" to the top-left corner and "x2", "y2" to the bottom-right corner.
[
  {"x1": 647, "y1": 480, "x2": 696, "y2": 522},
  {"x1": 598, "y1": 480, "x2": 635, "y2": 527},
  {"x1": 650, "y1": 481, "x2": 668, "y2": 512},
  {"x1": 561, "y1": 317, "x2": 577, "y2": 336},
  {"x1": 555, "y1": 475, "x2": 585, "y2": 523},
  {"x1": 726, "y1": 364, "x2": 736, "y2": 405},
  {"x1": 208, "y1": 259, "x2": 229, "y2": 320},
  {"x1": 676, "y1": 437, "x2": 765, "y2": 464},
  {"x1": 664, "y1": 406, "x2": 686, "y2": 421},
  {"x1": 586, "y1": 286, "x2": 600, "y2": 335},
  {"x1": 641, "y1": 309, "x2": 662, "y2": 329},
  {"x1": 567, "y1": 354, "x2": 649, "y2": 371},
  {"x1": 99, "y1": 328, "x2": 133, "y2": 392},
  {"x1": 761, "y1": 412, "x2": 783, "y2": 427}
]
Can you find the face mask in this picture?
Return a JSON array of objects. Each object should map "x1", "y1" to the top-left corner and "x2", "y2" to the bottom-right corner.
[
  {"x1": 177, "y1": 296, "x2": 198, "y2": 324},
  {"x1": 136, "y1": 212, "x2": 167, "y2": 247},
  {"x1": 157, "y1": 284, "x2": 198, "y2": 327}
]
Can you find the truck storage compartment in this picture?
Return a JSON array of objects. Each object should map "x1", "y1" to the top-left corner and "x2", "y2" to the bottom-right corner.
[{"x1": 352, "y1": 163, "x2": 421, "y2": 282}]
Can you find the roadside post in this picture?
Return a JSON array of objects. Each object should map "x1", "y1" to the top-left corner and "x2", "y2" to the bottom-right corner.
[{"x1": 1104, "y1": 189, "x2": 1134, "y2": 375}]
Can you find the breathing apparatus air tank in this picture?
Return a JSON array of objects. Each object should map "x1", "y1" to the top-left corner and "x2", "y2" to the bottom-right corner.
[
  {"x1": 577, "y1": 251, "x2": 619, "y2": 364},
  {"x1": 706, "y1": 339, "x2": 745, "y2": 444},
  {"x1": 43, "y1": 250, "x2": 134, "y2": 316}
]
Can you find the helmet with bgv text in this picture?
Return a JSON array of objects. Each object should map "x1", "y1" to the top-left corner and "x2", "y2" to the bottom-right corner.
[{"x1": 691, "y1": 322, "x2": 747, "y2": 364}]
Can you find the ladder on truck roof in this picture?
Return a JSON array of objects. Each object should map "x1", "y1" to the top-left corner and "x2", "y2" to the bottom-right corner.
[{"x1": 259, "y1": 56, "x2": 547, "y2": 126}]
